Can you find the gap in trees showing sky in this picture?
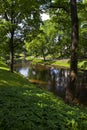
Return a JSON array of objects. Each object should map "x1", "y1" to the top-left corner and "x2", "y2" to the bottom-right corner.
[{"x1": 41, "y1": 13, "x2": 50, "y2": 21}]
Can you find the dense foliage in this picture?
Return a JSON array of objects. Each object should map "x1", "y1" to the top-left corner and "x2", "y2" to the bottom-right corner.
[
  {"x1": 0, "y1": 0, "x2": 51, "y2": 72},
  {"x1": 0, "y1": 0, "x2": 87, "y2": 67}
]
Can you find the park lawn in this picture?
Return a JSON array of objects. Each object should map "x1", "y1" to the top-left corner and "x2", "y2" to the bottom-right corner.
[
  {"x1": 26, "y1": 57, "x2": 70, "y2": 67},
  {"x1": 78, "y1": 60, "x2": 87, "y2": 70},
  {"x1": 52, "y1": 59, "x2": 87, "y2": 70},
  {"x1": 0, "y1": 61, "x2": 87, "y2": 130},
  {"x1": 27, "y1": 56, "x2": 87, "y2": 70}
]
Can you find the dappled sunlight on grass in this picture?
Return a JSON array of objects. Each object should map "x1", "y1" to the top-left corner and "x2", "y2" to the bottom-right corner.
[
  {"x1": 51, "y1": 60, "x2": 70, "y2": 68},
  {"x1": 0, "y1": 61, "x2": 9, "y2": 68},
  {"x1": 30, "y1": 58, "x2": 70, "y2": 68},
  {"x1": 0, "y1": 66, "x2": 9, "y2": 70},
  {"x1": 78, "y1": 60, "x2": 87, "y2": 70},
  {"x1": 0, "y1": 80, "x2": 8, "y2": 86},
  {"x1": 29, "y1": 57, "x2": 87, "y2": 70},
  {"x1": 0, "y1": 67, "x2": 30, "y2": 88}
]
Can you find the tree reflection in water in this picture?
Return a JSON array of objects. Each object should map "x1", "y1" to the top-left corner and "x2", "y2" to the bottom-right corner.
[{"x1": 14, "y1": 63, "x2": 87, "y2": 106}]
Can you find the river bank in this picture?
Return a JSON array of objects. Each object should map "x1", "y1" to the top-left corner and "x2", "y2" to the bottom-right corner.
[
  {"x1": 0, "y1": 60, "x2": 87, "y2": 130},
  {"x1": 26, "y1": 57, "x2": 87, "y2": 70}
]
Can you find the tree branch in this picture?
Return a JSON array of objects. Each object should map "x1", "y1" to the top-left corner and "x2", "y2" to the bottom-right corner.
[
  {"x1": 4, "y1": 11, "x2": 9, "y2": 21},
  {"x1": 49, "y1": 2, "x2": 70, "y2": 14}
]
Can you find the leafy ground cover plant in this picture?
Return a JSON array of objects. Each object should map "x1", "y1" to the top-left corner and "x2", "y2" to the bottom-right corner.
[{"x1": 0, "y1": 61, "x2": 87, "y2": 130}]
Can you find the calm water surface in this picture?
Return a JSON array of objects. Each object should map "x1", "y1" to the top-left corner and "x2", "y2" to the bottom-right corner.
[{"x1": 14, "y1": 61, "x2": 87, "y2": 105}]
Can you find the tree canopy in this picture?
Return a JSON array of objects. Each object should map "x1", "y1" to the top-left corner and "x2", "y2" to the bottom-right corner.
[{"x1": 0, "y1": 0, "x2": 87, "y2": 72}]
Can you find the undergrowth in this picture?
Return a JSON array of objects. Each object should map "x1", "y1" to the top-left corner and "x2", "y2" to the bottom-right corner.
[{"x1": 0, "y1": 61, "x2": 87, "y2": 130}]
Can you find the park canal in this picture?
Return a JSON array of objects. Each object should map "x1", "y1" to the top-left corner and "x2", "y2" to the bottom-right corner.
[{"x1": 14, "y1": 61, "x2": 87, "y2": 105}]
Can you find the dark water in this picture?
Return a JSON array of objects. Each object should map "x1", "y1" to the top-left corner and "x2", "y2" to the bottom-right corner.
[{"x1": 14, "y1": 61, "x2": 87, "y2": 105}]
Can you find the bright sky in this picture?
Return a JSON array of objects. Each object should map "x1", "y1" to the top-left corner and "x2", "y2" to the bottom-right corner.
[{"x1": 41, "y1": 13, "x2": 50, "y2": 21}]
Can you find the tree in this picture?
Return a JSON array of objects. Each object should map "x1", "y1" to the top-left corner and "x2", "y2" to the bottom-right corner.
[
  {"x1": 78, "y1": 0, "x2": 87, "y2": 58},
  {"x1": 49, "y1": 0, "x2": 79, "y2": 102},
  {"x1": 0, "y1": 20, "x2": 9, "y2": 59},
  {"x1": 25, "y1": 30, "x2": 49, "y2": 61},
  {"x1": 49, "y1": 7, "x2": 71, "y2": 58},
  {"x1": 67, "y1": 0, "x2": 79, "y2": 102},
  {"x1": 70, "y1": 0, "x2": 79, "y2": 78},
  {"x1": 25, "y1": 20, "x2": 60, "y2": 60},
  {"x1": 79, "y1": 23, "x2": 87, "y2": 58},
  {"x1": 0, "y1": 0, "x2": 45, "y2": 72}
]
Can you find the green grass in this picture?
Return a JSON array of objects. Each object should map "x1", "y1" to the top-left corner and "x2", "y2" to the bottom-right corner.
[
  {"x1": 26, "y1": 56, "x2": 70, "y2": 67},
  {"x1": 51, "y1": 59, "x2": 70, "y2": 68},
  {"x1": 27, "y1": 57, "x2": 87, "y2": 70},
  {"x1": 78, "y1": 60, "x2": 87, "y2": 70},
  {"x1": 0, "y1": 61, "x2": 87, "y2": 130}
]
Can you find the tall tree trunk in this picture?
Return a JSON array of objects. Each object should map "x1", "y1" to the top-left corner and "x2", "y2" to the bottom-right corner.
[
  {"x1": 66, "y1": 0, "x2": 79, "y2": 103},
  {"x1": 9, "y1": 31, "x2": 14, "y2": 73},
  {"x1": 70, "y1": 0, "x2": 78, "y2": 74},
  {"x1": 42, "y1": 49, "x2": 46, "y2": 61}
]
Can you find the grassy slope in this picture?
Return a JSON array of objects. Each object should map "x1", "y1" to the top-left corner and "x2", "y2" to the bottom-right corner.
[{"x1": 0, "y1": 61, "x2": 87, "y2": 130}]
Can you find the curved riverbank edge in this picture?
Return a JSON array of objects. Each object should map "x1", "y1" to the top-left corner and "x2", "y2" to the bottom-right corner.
[{"x1": 26, "y1": 57, "x2": 87, "y2": 70}]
